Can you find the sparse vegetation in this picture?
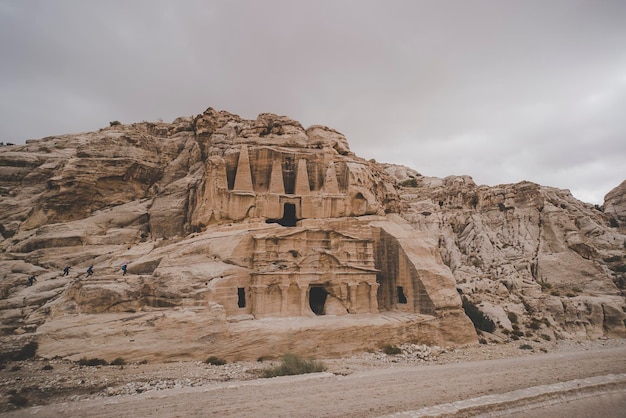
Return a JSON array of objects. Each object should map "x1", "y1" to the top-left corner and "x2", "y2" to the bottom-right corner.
[
  {"x1": 462, "y1": 297, "x2": 495, "y2": 333},
  {"x1": 529, "y1": 318, "x2": 542, "y2": 330},
  {"x1": 3, "y1": 341, "x2": 40, "y2": 362},
  {"x1": 8, "y1": 392, "x2": 28, "y2": 408},
  {"x1": 205, "y1": 356, "x2": 227, "y2": 366},
  {"x1": 612, "y1": 264, "x2": 626, "y2": 273},
  {"x1": 261, "y1": 354, "x2": 326, "y2": 378},
  {"x1": 506, "y1": 311, "x2": 518, "y2": 324},
  {"x1": 540, "y1": 333, "x2": 552, "y2": 341},
  {"x1": 110, "y1": 357, "x2": 126, "y2": 366},
  {"x1": 382, "y1": 344, "x2": 402, "y2": 355},
  {"x1": 399, "y1": 178, "x2": 418, "y2": 188},
  {"x1": 42, "y1": 364, "x2": 54, "y2": 371},
  {"x1": 77, "y1": 357, "x2": 108, "y2": 366},
  {"x1": 550, "y1": 290, "x2": 560, "y2": 297},
  {"x1": 539, "y1": 281, "x2": 552, "y2": 291},
  {"x1": 109, "y1": 120, "x2": 121, "y2": 126},
  {"x1": 519, "y1": 344, "x2": 533, "y2": 350}
]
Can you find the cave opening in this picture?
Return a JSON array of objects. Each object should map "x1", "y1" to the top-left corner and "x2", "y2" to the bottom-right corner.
[
  {"x1": 309, "y1": 286, "x2": 327, "y2": 315},
  {"x1": 397, "y1": 286, "x2": 407, "y2": 304}
]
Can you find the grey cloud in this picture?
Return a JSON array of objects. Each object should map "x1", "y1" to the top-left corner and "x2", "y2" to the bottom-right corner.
[{"x1": 1, "y1": 0, "x2": 625, "y2": 203}]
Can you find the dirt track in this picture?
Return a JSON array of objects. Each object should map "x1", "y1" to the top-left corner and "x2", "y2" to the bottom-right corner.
[{"x1": 5, "y1": 342, "x2": 626, "y2": 417}]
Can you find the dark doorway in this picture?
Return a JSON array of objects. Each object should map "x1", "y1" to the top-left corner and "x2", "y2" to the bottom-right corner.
[
  {"x1": 280, "y1": 203, "x2": 297, "y2": 227},
  {"x1": 266, "y1": 203, "x2": 298, "y2": 227},
  {"x1": 237, "y1": 287, "x2": 246, "y2": 308},
  {"x1": 309, "y1": 286, "x2": 327, "y2": 315},
  {"x1": 397, "y1": 286, "x2": 407, "y2": 304}
]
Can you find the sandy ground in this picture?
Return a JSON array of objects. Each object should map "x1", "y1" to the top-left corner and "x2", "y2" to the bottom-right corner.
[{"x1": 1, "y1": 338, "x2": 625, "y2": 417}]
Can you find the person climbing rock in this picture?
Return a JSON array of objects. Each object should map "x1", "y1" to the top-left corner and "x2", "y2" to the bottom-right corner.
[
  {"x1": 86, "y1": 265, "x2": 94, "y2": 277},
  {"x1": 62, "y1": 266, "x2": 71, "y2": 276},
  {"x1": 27, "y1": 275, "x2": 37, "y2": 286},
  {"x1": 121, "y1": 263, "x2": 128, "y2": 276}
]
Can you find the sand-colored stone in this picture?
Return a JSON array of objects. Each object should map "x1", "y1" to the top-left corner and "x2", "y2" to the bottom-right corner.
[{"x1": 0, "y1": 108, "x2": 624, "y2": 363}]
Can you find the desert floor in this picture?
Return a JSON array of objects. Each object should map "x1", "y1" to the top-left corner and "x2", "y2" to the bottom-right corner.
[{"x1": 1, "y1": 338, "x2": 625, "y2": 417}]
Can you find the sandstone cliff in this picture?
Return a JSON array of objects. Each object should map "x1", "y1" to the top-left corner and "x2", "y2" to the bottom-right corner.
[
  {"x1": 0, "y1": 108, "x2": 623, "y2": 363},
  {"x1": 387, "y1": 171, "x2": 626, "y2": 341}
]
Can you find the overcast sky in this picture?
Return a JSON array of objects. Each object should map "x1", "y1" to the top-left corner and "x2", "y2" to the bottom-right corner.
[{"x1": 1, "y1": 1, "x2": 625, "y2": 204}]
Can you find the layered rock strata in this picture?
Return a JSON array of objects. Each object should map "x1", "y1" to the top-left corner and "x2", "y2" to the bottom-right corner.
[{"x1": 0, "y1": 108, "x2": 476, "y2": 362}]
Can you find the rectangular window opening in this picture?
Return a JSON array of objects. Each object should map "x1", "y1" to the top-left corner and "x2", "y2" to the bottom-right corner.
[
  {"x1": 397, "y1": 286, "x2": 407, "y2": 304},
  {"x1": 237, "y1": 287, "x2": 246, "y2": 308}
]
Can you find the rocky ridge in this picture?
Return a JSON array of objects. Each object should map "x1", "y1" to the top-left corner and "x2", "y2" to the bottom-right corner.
[
  {"x1": 387, "y1": 170, "x2": 626, "y2": 342},
  {"x1": 0, "y1": 107, "x2": 624, "y2": 365}
]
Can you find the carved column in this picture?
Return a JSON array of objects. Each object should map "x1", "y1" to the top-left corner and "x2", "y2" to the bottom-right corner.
[
  {"x1": 279, "y1": 284, "x2": 290, "y2": 317},
  {"x1": 298, "y1": 283, "x2": 308, "y2": 315},
  {"x1": 233, "y1": 145, "x2": 254, "y2": 192},
  {"x1": 250, "y1": 284, "x2": 265, "y2": 317},
  {"x1": 348, "y1": 283, "x2": 358, "y2": 314},
  {"x1": 295, "y1": 158, "x2": 310, "y2": 195},
  {"x1": 369, "y1": 282, "x2": 380, "y2": 313},
  {"x1": 322, "y1": 161, "x2": 339, "y2": 194}
]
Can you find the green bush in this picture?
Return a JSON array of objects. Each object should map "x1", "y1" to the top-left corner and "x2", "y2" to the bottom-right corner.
[
  {"x1": 540, "y1": 334, "x2": 552, "y2": 341},
  {"x1": 110, "y1": 357, "x2": 126, "y2": 366},
  {"x1": 519, "y1": 344, "x2": 533, "y2": 350},
  {"x1": 382, "y1": 344, "x2": 402, "y2": 355},
  {"x1": 506, "y1": 311, "x2": 518, "y2": 324},
  {"x1": 205, "y1": 356, "x2": 227, "y2": 366},
  {"x1": 462, "y1": 297, "x2": 495, "y2": 333},
  {"x1": 261, "y1": 354, "x2": 326, "y2": 378}
]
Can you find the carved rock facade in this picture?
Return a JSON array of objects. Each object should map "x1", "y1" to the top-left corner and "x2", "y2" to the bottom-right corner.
[{"x1": 0, "y1": 108, "x2": 475, "y2": 362}]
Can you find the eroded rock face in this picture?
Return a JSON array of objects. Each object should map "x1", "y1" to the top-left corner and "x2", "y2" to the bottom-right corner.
[
  {"x1": 605, "y1": 180, "x2": 626, "y2": 231},
  {"x1": 0, "y1": 108, "x2": 623, "y2": 362},
  {"x1": 0, "y1": 109, "x2": 474, "y2": 362},
  {"x1": 390, "y1": 172, "x2": 626, "y2": 340}
]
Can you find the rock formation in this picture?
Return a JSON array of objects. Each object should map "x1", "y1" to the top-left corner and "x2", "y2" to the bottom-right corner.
[
  {"x1": 388, "y1": 172, "x2": 626, "y2": 341},
  {"x1": 0, "y1": 108, "x2": 477, "y2": 362},
  {"x1": 0, "y1": 107, "x2": 623, "y2": 363}
]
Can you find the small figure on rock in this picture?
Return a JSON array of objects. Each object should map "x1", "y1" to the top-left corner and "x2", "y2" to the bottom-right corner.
[
  {"x1": 121, "y1": 263, "x2": 128, "y2": 276},
  {"x1": 27, "y1": 275, "x2": 37, "y2": 286},
  {"x1": 86, "y1": 265, "x2": 94, "y2": 277},
  {"x1": 62, "y1": 266, "x2": 71, "y2": 276}
]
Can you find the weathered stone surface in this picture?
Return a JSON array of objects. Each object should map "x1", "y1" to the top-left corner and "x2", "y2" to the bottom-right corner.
[
  {"x1": 392, "y1": 173, "x2": 626, "y2": 340},
  {"x1": 0, "y1": 107, "x2": 623, "y2": 363},
  {"x1": 605, "y1": 179, "x2": 626, "y2": 231}
]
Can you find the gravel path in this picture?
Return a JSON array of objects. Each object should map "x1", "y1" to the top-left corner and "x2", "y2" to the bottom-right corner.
[{"x1": 1, "y1": 339, "x2": 625, "y2": 417}]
